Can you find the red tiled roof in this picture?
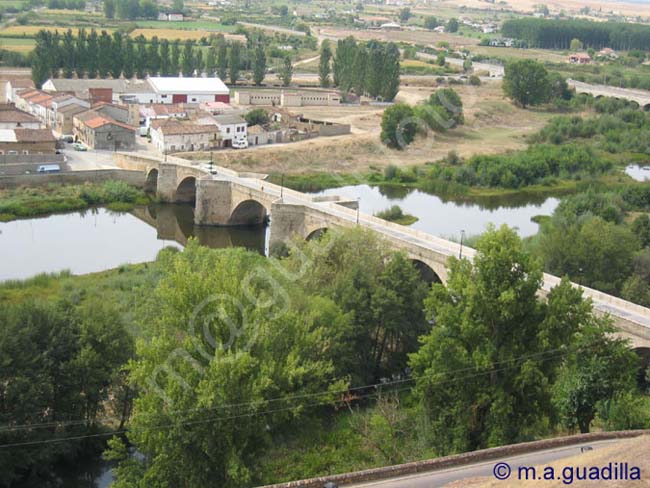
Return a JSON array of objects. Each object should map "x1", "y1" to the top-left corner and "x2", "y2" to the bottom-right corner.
[{"x1": 13, "y1": 128, "x2": 56, "y2": 142}]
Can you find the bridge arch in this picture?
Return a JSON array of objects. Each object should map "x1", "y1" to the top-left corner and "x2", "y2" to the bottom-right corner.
[
  {"x1": 306, "y1": 227, "x2": 330, "y2": 241},
  {"x1": 228, "y1": 199, "x2": 268, "y2": 226},
  {"x1": 145, "y1": 168, "x2": 159, "y2": 193},
  {"x1": 411, "y1": 259, "x2": 443, "y2": 285},
  {"x1": 176, "y1": 176, "x2": 197, "y2": 205}
]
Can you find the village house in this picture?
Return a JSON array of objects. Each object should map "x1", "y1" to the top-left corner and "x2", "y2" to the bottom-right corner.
[
  {"x1": 568, "y1": 53, "x2": 592, "y2": 64},
  {"x1": 210, "y1": 114, "x2": 247, "y2": 148},
  {"x1": 150, "y1": 119, "x2": 218, "y2": 153},
  {"x1": 55, "y1": 103, "x2": 89, "y2": 136},
  {"x1": 73, "y1": 111, "x2": 136, "y2": 150},
  {"x1": 0, "y1": 128, "x2": 57, "y2": 155},
  {"x1": 140, "y1": 103, "x2": 190, "y2": 130},
  {"x1": 4, "y1": 79, "x2": 35, "y2": 104},
  {"x1": 0, "y1": 104, "x2": 41, "y2": 129}
]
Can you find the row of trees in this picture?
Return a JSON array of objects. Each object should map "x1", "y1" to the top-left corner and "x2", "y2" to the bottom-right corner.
[
  {"x1": 31, "y1": 28, "x2": 278, "y2": 87},
  {"x1": 502, "y1": 18, "x2": 650, "y2": 51},
  {"x1": 326, "y1": 36, "x2": 401, "y2": 101},
  {"x1": 46, "y1": 0, "x2": 85, "y2": 10}
]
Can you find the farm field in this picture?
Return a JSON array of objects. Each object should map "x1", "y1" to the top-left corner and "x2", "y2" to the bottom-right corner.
[
  {"x1": 129, "y1": 27, "x2": 240, "y2": 41},
  {"x1": 317, "y1": 26, "x2": 479, "y2": 48},
  {"x1": 0, "y1": 25, "x2": 114, "y2": 37},
  {"x1": 0, "y1": 37, "x2": 35, "y2": 52},
  {"x1": 469, "y1": 46, "x2": 568, "y2": 63}
]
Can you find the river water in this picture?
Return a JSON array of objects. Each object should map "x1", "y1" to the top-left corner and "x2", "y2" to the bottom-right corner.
[{"x1": 0, "y1": 186, "x2": 561, "y2": 282}]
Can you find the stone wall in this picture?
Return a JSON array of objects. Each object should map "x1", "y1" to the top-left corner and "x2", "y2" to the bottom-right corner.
[
  {"x1": 0, "y1": 169, "x2": 145, "y2": 189},
  {"x1": 259, "y1": 430, "x2": 650, "y2": 488}
]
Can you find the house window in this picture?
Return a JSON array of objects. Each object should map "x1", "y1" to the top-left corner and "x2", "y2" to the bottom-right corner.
[
  {"x1": 226, "y1": 127, "x2": 230, "y2": 133},
  {"x1": 22, "y1": 150, "x2": 29, "y2": 155}
]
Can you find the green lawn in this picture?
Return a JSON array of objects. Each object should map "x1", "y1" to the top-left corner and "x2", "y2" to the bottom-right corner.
[{"x1": 0, "y1": 37, "x2": 35, "y2": 53}]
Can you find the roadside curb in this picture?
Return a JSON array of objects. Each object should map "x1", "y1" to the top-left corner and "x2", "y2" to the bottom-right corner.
[{"x1": 257, "y1": 429, "x2": 650, "y2": 488}]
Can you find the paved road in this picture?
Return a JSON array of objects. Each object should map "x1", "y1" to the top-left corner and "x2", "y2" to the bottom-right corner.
[{"x1": 345, "y1": 440, "x2": 618, "y2": 487}]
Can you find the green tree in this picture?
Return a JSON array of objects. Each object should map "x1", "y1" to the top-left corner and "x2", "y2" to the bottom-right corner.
[
  {"x1": 632, "y1": 214, "x2": 650, "y2": 248},
  {"x1": 104, "y1": 0, "x2": 115, "y2": 18},
  {"x1": 172, "y1": 0, "x2": 183, "y2": 12},
  {"x1": 381, "y1": 42, "x2": 401, "y2": 101},
  {"x1": 570, "y1": 38, "x2": 584, "y2": 51},
  {"x1": 245, "y1": 107, "x2": 269, "y2": 126},
  {"x1": 398, "y1": 7, "x2": 411, "y2": 23},
  {"x1": 278, "y1": 55, "x2": 293, "y2": 87},
  {"x1": 319, "y1": 39, "x2": 332, "y2": 88},
  {"x1": 410, "y1": 226, "x2": 605, "y2": 454},
  {"x1": 97, "y1": 31, "x2": 112, "y2": 78},
  {"x1": 217, "y1": 38, "x2": 228, "y2": 80},
  {"x1": 170, "y1": 39, "x2": 181, "y2": 76},
  {"x1": 147, "y1": 36, "x2": 161, "y2": 75},
  {"x1": 427, "y1": 88, "x2": 464, "y2": 127},
  {"x1": 252, "y1": 43, "x2": 266, "y2": 86},
  {"x1": 74, "y1": 28, "x2": 87, "y2": 78},
  {"x1": 86, "y1": 29, "x2": 99, "y2": 78},
  {"x1": 381, "y1": 103, "x2": 417, "y2": 149},
  {"x1": 229, "y1": 41, "x2": 241, "y2": 85},
  {"x1": 446, "y1": 18, "x2": 459, "y2": 33},
  {"x1": 503, "y1": 59, "x2": 551, "y2": 108},
  {"x1": 553, "y1": 319, "x2": 638, "y2": 433},
  {"x1": 424, "y1": 16, "x2": 438, "y2": 30},
  {"x1": 181, "y1": 39, "x2": 194, "y2": 77},
  {"x1": 110, "y1": 31, "x2": 124, "y2": 78},
  {"x1": 107, "y1": 244, "x2": 347, "y2": 488},
  {"x1": 205, "y1": 44, "x2": 216, "y2": 76},
  {"x1": 160, "y1": 38, "x2": 171, "y2": 76},
  {"x1": 123, "y1": 37, "x2": 135, "y2": 78},
  {"x1": 62, "y1": 28, "x2": 75, "y2": 78},
  {"x1": 437, "y1": 52, "x2": 446, "y2": 66},
  {"x1": 135, "y1": 35, "x2": 147, "y2": 78}
]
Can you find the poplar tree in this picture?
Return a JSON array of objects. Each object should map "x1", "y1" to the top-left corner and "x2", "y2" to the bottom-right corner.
[
  {"x1": 86, "y1": 29, "x2": 99, "y2": 78},
  {"x1": 160, "y1": 39, "x2": 171, "y2": 76},
  {"x1": 228, "y1": 42, "x2": 241, "y2": 85},
  {"x1": 123, "y1": 37, "x2": 134, "y2": 78},
  {"x1": 147, "y1": 36, "x2": 160, "y2": 75},
  {"x1": 62, "y1": 29, "x2": 75, "y2": 78},
  {"x1": 181, "y1": 40, "x2": 195, "y2": 77},
  {"x1": 216, "y1": 37, "x2": 228, "y2": 80},
  {"x1": 170, "y1": 40, "x2": 181, "y2": 76},
  {"x1": 252, "y1": 43, "x2": 266, "y2": 86},
  {"x1": 110, "y1": 32, "x2": 123, "y2": 78},
  {"x1": 319, "y1": 39, "x2": 332, "y2": 88},
  {"x1": 205, "y1": 45, "x2": 216, "y2": 76}
]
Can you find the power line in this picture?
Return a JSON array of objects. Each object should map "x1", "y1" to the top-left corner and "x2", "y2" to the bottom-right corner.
[{"x1": 0, "y1": 344, "x2": 588, "y2": 448}]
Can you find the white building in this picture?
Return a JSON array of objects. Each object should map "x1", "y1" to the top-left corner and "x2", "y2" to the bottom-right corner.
[
  {"x1": 211, "y1": 114, "x2": 247, "y2": 148},
  {"x1": 147, "y1": 77, "x2": 230, "y2": 104},
  {"x1": 150, "y1": 119, "x2": 218, "y2": 153}
]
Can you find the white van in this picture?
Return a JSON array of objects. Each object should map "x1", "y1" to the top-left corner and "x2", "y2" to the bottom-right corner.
[
  {"x1": 37, "y1": 164, "x2": 61, "y2": 173},
  {"x1": 232, "y1": 137, "x2": 249, "y2": 150}
]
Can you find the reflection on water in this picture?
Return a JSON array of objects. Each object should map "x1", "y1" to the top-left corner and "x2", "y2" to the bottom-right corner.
[
  {"x1": 626, "y1": 165, "x2": 650, "y2": 182},
  {"x1": 314, "y1": 185, "x2": 560, "y2": 238},
  {"x1": 0, "y1": 204, "x2": 267, "y2": 281}
]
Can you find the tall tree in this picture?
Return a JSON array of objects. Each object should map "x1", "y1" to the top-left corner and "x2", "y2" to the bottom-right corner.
[
  {"x1": 147, "y1": 36, "x2": 161, "y2": 76},
  {"x1": 110, "y1": 31, "x2": 124, "y2": 78},
  {"x1": 103, "y1": 0, "x2": 115, "y2": 18},
  {"x1": 252, "y1": 43, "x2": 266, "y2": 86},
  {"x1": 205, "y1": 44, "x2": 216, "y2": 76},
  {"x1": 216, "y1": 36, "x2": 228, "y2": 80},
  {"x1": 365, "y1": 42, "x2": 384, "y2": 98},
  {"x1": 318, "y1": 39, "x2": 332, "y2": 88},
  {"x1": 381, "y1": 42, "x2": 401, "y2": 101},
  {"x1": 159, "y1": 38, "x2": 171, "y2": 76},
  {"x1": 62, "y1": 28, "x2": 75, "y2": 78},
  {"x1": 97, "y1": 31, "x2": 112, "y2": 78},
  {"x1": 409, "y1": 226, "x2": 615, "y2": 454},
  {"x1": 228, "y1": 42, "x2": 241, "y2": 85},
  {"x1": 181, "y1": 40, "x2": 195, "y2": 77},
  {"x1": 123, "y1": 37, "x2": 134, "y2": 78},
  {"x1": 86, "y1": 29, "x2": 99, "y2": 78},
  {"x1": 135, "y1": 35, "x2": 147, "y2": 79},
  {"x1": 195, "y1": 48, "x2": 204, "y2": 76},
  {"x1": 74, "y1": 28, "x2": 87, "y2": 78},
  {"x1": 351, "y1": 44, "x2": 367, "y2": 95},
  {"x1": 278, "y1": 55, "x2": 292, "y2": 87},
  {"x1": 170, "y1": 40, "x2": 181, "y2": 76}
]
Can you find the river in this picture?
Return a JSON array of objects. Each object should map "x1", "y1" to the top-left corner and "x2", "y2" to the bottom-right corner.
[{"x1": 0, "y1": 185, "x2": 560, "y2": 282}]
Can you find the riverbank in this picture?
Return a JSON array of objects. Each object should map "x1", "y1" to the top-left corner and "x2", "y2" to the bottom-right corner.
[{"x1": 0, "y1": 181, "x2": 153, "y2": 222}]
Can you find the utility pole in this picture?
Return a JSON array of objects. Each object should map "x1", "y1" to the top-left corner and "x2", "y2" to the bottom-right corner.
[
  {"x1": 459, "y1": 230, "x2": 465, "y2": 259},
  {"x1": 356, "y1": 198, "x2": 361, "y2": 225},
  {"x1": 280, "y1": 173, "x2": 284, "y2": 200}
]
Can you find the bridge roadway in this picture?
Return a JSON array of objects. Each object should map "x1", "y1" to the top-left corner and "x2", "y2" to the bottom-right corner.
[
  {"x1": 568, "y1": 79, "x2": 650, "y2": 108},
  {"x1": 117, "y1": 152, "x2": 650, "y2": 350}
]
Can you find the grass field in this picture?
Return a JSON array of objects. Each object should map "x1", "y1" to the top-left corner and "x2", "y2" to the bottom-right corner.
[
  {"x1": 0, "y1": 37, "x2": 35, "y2": 52},
  {"x1": 0, "y1": 0, "x2": 26, "y2": 7},
  {"x1": 129, "y1": 27, "x2": 236, "y2": 41},
  {"x1": 0, "y1": 25, "x2": 114, "y2": 37}
]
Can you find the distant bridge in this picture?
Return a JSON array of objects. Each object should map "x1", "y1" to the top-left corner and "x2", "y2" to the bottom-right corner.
[
  {"x1": 117, "y1": 153, "x2": 650, "y2": 353},
  {"x1": 569, "y1": 79, "x2": 650, "y2": 109}
]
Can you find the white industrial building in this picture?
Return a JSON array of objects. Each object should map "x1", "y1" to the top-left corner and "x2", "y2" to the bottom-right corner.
[{"x1": 42, "y1": 77, "x2": 230, "y2": 105}]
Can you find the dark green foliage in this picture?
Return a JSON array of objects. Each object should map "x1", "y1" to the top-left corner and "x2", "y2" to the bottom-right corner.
[
  {"x1": 252, "y1": 43, "x2": 266, "y2": 86},
  {"x1": 503, "y1": 59, "x2": 551, "y2": 108},
  {"x1": 426, "y1": 88, "x2": 464, "y2": 127},
  {"x1": 502, "y1": 17, "x2": 650, "y2": 51},
  {"x1": 381, "y1": 103, "x2": 417, "y2": 149},
  {"x1": 245, "y1": 108, "x2": 269, "y2": 126},
  {"x1": 632, "y1": 214, "x2": 650, "y2": 248}
]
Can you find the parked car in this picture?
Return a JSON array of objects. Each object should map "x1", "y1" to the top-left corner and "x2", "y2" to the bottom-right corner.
[
  {"x1": 37, "y1": 164, "x2": 61, "y2": 173},
  {"x1": 72, "y1": 142, "x2": 87, "y2": 151},
  {"x1": 59, "y1": 134, "x2": 74, "y2": 143},
  {"x1": 232, "y1": 137, "x2": 249, "y2": 149}
]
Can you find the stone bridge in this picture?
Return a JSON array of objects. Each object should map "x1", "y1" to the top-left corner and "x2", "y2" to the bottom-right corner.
[
  {"x1": 569, "y1": 79, "x2": 650, "y2": 109},
  {"x1": 116, "y1": 153, "x2": 650, "y2": 353}
]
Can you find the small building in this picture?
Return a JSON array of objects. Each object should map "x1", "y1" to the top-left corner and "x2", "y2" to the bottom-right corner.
[
  {"x1": 234, "y1": 90, "x2": 341, "y2": 108},
  {"x1": 150, "y1": 119, "x2": 218, "y2": 153},
  {"x1": 568, "y1": 53, "x2": 592, "y2": 65},
  {"x1": 147, "y1": 77, "x2": 230, "y2": 104},
  {"x1": 140, "y1": 103, "x2": 190, "y2": 129},
  {"x1": 380, "y1": 22, "x2": 402, "y2": 31},
  {"x1": 73, "y1": 111, "x2": 136, "y2": 150},
  {"x1": 247, "y1": 124, "x2": 280, "y2": 146},
  {"x1": 0, "y1": 105, "x2": 41, "y2": 129},
  {"x1": 198, "y1": 101, "x2": 234, "y2": 115},
  {"x1": 0, "y1": 128, "x2": 57, "y2": 155},
  {"x1": 598, "y1": 48, "x2": 618, "y2": 59},
  {"x1": 55, "y1": 103, "x2": 89, "y2": 136},
  {"x1": 211, "y1": 114, "x2": 247, "y2": 148},
  {"x1": 4, "y1": 79, "x2": 35, "y2": 104}
]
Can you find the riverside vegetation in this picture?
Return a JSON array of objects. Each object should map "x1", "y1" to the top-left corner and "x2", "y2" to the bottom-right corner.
[
  {"x1": 0, "y1": 181, "x2": 152, "y2": 221},
  {"x1": 2, "y1": 227, "x2": 649, "y2": 487}
]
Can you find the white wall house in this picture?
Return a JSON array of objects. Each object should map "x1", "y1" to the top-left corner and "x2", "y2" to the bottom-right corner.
[
  {"x1": 150, "y1": 120, "x2": 218, "y2": 153},
  {"x1": 210, "y1": 114, "x2": 247, "y2": 148}
]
